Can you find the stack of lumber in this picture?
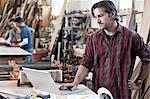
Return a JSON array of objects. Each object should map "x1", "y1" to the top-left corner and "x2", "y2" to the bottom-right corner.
[{"x1": 0, "y1": 0, "x2": 52, "y2": 49}]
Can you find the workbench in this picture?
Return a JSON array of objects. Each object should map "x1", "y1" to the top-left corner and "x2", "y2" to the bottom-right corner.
[
  {"x1": 0, "y1": 47, "x2": 31, "y2": 64},
  {"x1": 0, "y1": 80, "x2": 98, "y2": 99},
  {"x1": 0, "y1": 80, "x2": 33, "y2": 98}
]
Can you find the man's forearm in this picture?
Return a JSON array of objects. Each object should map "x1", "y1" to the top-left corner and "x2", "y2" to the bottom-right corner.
[
  {"x1": 136, "y1": 63, "x2": 150, "y2": 82},
  {"x1": 15, "y1": 27, "x2": 21, "y2": 33},
  {"x1": 73, "y1": 65, "x2": 89, "y2": 85},
  {"x1": 18, "y1": 38, "x2": 28, "y2": 47}
]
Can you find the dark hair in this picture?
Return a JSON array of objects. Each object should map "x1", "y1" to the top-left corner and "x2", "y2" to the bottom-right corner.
[
  {"x1": 91, "y1": 0, "x2": 117, "y2": 19},
  {"x1": 14, "y1": 16, "x2": 24, "y2": 23}
]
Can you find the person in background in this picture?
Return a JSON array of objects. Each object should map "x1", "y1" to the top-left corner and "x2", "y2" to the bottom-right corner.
[
  {"x1": 6, "y1": 19, "x2": 21, "y2": 45},
  {"x1": 60, "y1": 0, "x2": 150, "y2": 99},
  {"x1": 11, "y1": 16, "x2": 33, "y2": 63}
]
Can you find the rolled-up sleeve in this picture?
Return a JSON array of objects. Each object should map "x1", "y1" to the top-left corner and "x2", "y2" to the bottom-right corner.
[
  {"x1": 133, "y1": 33, "x2": 150, "y2": 65},
  {"x1": 80, "y1": 36, "x2": 94, "y2": 71}
]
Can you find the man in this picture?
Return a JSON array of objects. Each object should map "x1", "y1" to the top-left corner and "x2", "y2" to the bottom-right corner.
[
  {"x1": 11, "y1": 16, "x2": 33, "y2": 63},
  {"x1": 60, "y1": 1, "x2": 150, "y2": 99},
  {"x1": 6, "y1": 19, "x2": 21, "y2": 45}
]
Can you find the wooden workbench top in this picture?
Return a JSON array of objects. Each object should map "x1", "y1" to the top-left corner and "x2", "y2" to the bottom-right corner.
[
  {"x1": 0, "y1": 80, "x2": 33, "y2": 94},
  {"x1": 0, "y1": 80, "x2": 98, "y2": 99},
  {"x1": 0, "y1": 47, "x2": 31, "y2": 56}
]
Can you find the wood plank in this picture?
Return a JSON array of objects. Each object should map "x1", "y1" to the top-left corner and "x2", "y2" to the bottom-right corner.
[
  {"x1": 0, "y1": 47, "x2": 31, "y2": 63},
  {"x1": 24, "y1": 4, "x2": 32, "y2": 19},
  {"x1": 0, "y1": 80, "x2": 97, "y2": 99},
  {"x1": 132, "y1": 0, "x2": 150, "y2": 81},
  {"x1": 26, "y1": 3, "x2": 35, "y2": 26},
  {"x1": 138, "y1": 0, "x2": 150, "y2": 43},
  {"x1": 0, "y1": 8, "x2": 13, "y2": 36},
  {"x1": 142, "y1": 73, "x2": 150, "y2": 99},
  {"x1": 126, "y1": 10, "x2": 136, "y2": 30},
  {"x1": 0, "y1": 1, "x2": 1, "y2": 14},
  {"x1": 0, "y1": 80, "x2": 34, "y2": 98},
  {"x1": 131, "y1": 0, "x2": 150, "y2": 98},
  {"x1": 19, "y1": 0, "x2": 28, "y2": 17},
  {"x1": 0, "y1": 0, "x2": 7, "y2": 15},
  {"x1": 0, "y1": 47, "x2": 31, "y2": 56},
  {"x1": 48, "y1": 0, "x2": 67, "y2": 55},
  {"x1": 42, "y1": 6, "x2": 51, "y2": 30},
  {"x1": 2, "y1": 0, "x2": 9, "y2": 16}
]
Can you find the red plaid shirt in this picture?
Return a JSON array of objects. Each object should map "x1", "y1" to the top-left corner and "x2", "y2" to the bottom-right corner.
[{"x1": 81, "y1": 24, "x2": 150, "y2": 99}]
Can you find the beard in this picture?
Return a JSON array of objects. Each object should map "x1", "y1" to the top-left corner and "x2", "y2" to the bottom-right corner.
[
  {"x1": 99, "y1": 22, "x2": 113, "y2": 30},
  {"x1": 99, "y1": 23, "x2": 105, "y2": 30}
]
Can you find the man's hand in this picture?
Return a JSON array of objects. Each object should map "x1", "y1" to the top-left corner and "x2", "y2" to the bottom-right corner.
[
  {"x1": 59, "y1": 83, "x2": 78, "y2": 91},
  {"x1": 9, "y1": 22, "x2": 17, "y2": 28},
  {"x1": 11, "y1": 43, "x2": 18, "y2": 47},
  {"x1": 59, "y1": 65, "x2": 88, "y2": 91},
  {"x1": 128, "y1": 80, "x2": 142, "y2": 90}
]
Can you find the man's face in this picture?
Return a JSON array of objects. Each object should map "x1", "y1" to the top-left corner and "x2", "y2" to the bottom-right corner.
[
  {"x1": 93, "y1": 8, "x2": 114, "y2": 30},
  {"x1": 15, "y1": 22, "x2": 21, "y2": 27}
]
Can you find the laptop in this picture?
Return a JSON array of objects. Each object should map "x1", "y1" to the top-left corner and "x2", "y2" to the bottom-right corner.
[{"x1": 22, "y1": 67, "x2": 86, "y2": 95}]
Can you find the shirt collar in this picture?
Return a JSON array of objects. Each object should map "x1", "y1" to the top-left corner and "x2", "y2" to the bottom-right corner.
[
  {"x1": 116, "y1": 23, "x2": 124, "y2": 33},
  {"x1": 97, "y1": 23, "x2": 124, "y2": 36}
]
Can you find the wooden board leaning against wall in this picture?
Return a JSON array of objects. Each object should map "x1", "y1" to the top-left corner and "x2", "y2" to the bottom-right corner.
[
  {"x1": 48, "y1": 0, "x2": 67, "y2": 55},
  {"x1": 130, "y1": 0, "x2": 150, "y2": 98}
]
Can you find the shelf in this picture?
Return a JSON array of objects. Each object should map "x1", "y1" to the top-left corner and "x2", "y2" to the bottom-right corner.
[
  {"x1": 64, "y1": 13, "x2": 85, "y2": 18},
  {"x1": 63, "y1": 27, "x2": 84, "y2": 30}
]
